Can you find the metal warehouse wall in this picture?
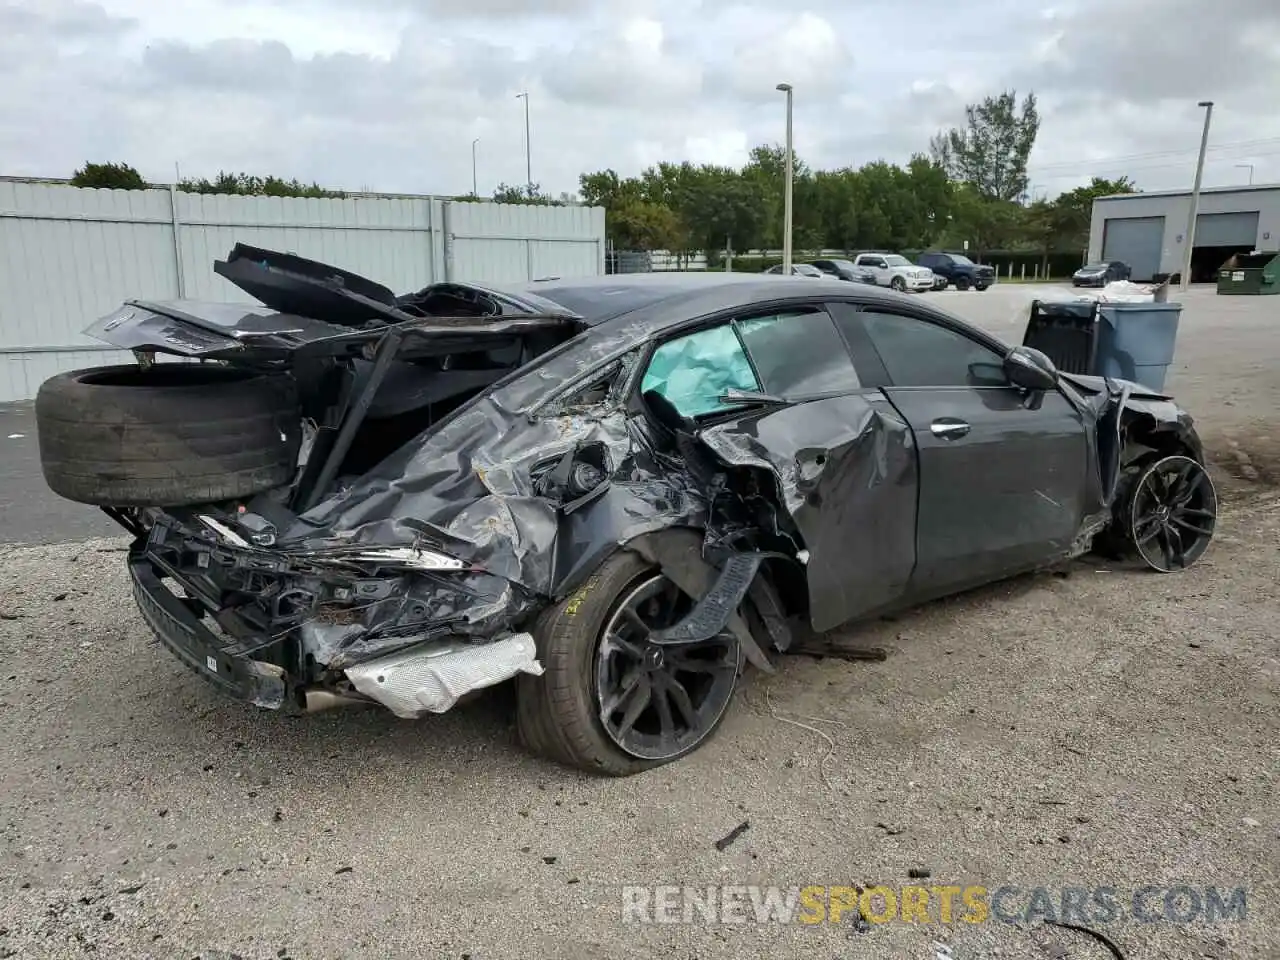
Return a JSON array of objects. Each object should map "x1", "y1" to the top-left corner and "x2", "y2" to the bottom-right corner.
[
  {"x1": 0, "y1": 183, "x2": 606, "y2": 402},
  {"x1": 1087, "y1": 186, "x2": 1280, "y2": 277}
]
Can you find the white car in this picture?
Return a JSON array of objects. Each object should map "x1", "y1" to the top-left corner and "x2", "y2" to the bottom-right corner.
[{"x1": 852, "y1": 253, "x2": 935, "y2": 293}]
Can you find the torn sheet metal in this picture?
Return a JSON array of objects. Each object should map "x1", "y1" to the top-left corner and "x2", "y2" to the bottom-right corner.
[
  {"x1": 344, "y1": 632, "x2": 543, "y2": 717},
  {"x1": 698, "y1": 395, "x2": 918, "y2": 632}
]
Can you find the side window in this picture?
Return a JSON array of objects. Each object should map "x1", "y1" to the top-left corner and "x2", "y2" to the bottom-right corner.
[
  {"x1": 858, "y1": 310, "x2": 1006, "y2": 387},
  {"x1": 735, "y1": 308, "x2": 860, "y2": 397},
  {"x1": 640, "y1": 309, "x2": 861, "y2": 418},
  {"x1": 640, "y1": 324, "x2": 759, "y2": 418}
]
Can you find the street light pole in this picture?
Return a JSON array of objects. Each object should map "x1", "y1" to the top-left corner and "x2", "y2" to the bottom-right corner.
[
  {"x1": 471, "y1": 138, "x2": 480, "y2": 197},
  {"x1": 515, "y1": 92, "x2": 532, "y2": 196},
  {"x1": 1180, "y1": 100, "x2": 1214, "y2": 292},
  {"x1": 776, "y1": 82, "x2": 794, "y2": 273},
  {"x1": 1235, "y1": 163, "x2": 1254, "y2": 185}
]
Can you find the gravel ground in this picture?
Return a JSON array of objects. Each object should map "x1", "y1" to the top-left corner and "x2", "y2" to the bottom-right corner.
[{"x1": 1, "y1": 284, "x2": 1278, "y2": 959}]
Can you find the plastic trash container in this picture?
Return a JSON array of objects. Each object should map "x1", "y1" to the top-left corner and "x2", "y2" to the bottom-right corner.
[
  {"x1": 1094, "y1": 302, "x2": 1182, "y2": 391},
  {"x1": 1023, "y1": 300, "x2": 1182, "y2": 391}
]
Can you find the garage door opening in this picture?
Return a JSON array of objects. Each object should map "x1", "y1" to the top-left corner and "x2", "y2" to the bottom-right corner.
[{"x1": 1190, "y1": 244, "x2": 1255, "y2": 284}]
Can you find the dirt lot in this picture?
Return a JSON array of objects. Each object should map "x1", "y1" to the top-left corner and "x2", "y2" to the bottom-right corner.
[{"x1": 1, "y1": 285, "x2": 1277, "y2": 959}]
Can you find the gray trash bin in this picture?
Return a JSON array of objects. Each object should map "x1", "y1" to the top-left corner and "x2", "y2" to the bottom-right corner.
[{"x1": 1094, "y1": 302, "x2": 1183, "y2": 391}]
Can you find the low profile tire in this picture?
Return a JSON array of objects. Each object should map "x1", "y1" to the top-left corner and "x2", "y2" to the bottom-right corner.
[
  {"x1": 955, "y1": 276, "x2": 972, "y2": 291},
  {"x1": 890, "y1": 276, "x2": 907, "y2": 293},
  {"x1": 36, "y1": 364, "x2": 301, "y2": 507},
  {"x1": 1094, "y1": 453, "x2": 1217, "y2": 571},
  {"x1": 516, "y1": 550, "x2": 743, "y2": 776}
]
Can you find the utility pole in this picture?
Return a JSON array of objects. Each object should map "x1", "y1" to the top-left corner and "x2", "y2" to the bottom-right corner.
[
  {"x1": 515, "y1": 92, "x2": 532, "y2": 196},
  {"x1": 471, "y1": 138, "x2": 480, "y2": 197},
  {"x1": 1180, "y1": 100, "x2": 1214, "y2": 292},
  {"x1": 776, "y1": 82, "x2": 794, "y2": 273}
]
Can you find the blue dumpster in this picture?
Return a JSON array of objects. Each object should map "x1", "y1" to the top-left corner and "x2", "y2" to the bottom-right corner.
[
  {"x1": 1023, "y1": 300, "x2": 1183, "y2": 392},
  {"x1": 1094, "y1": 302, "x2": 1182, "y2": 391}
]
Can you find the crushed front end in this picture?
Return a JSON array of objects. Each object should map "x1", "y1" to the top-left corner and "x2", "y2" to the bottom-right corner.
[{"x1": 130, "y1": 506, "x2": 546, "y2": 715}]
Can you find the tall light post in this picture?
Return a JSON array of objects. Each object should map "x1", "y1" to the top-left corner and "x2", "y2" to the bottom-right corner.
[
  {"x1": 1180, "y1": 100, "x2": 1214, "y2": 291},
  {"x1": 515, "y1": 92, "x2": 532, "y2": 196},
  {"x1": 471, "y1": 138, "x2": 480, "y2": 197},
  {"x1": 776, "y1": 82, "x2": 794, "y2": 273},
  {"x1": 1236, "y1": 163, "x2": 1254, "y2": 185}
]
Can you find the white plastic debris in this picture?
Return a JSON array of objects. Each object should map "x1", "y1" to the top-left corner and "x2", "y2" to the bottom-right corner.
[{"x1": 345, "y1": 633, "x2": 544, "y2": 718}]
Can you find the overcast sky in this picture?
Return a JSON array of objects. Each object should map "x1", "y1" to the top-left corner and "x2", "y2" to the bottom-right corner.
[{"x1": 3, "y1": 0, "x2": 1278, "y2": 198}]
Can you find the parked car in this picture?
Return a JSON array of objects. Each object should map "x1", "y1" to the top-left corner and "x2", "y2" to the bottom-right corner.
[
  {"x1": 916, "y1": 251, "x2": 996, "y2": 291},
  {"x1": 851, "y1": 253, "x2": 935, "y2": 292},
  {"x1": 764, "y1": 263, "x2": 825, "y2": 278},
  {"x1": 1073, "y1": 261, "x2": 1132, "y2": 287},
  {"x1": 808, "y1": 258, "x2": 878, "y2": 284},
  {"x1": 35, "y1": 247, "x2": 1217, "y2": 775}
]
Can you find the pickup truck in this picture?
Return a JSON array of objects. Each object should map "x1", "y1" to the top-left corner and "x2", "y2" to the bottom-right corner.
[
  {"x1": 916, "y1": 251, "x2": 996, "y2": 291},
  {"x1": 851, "y1": 253, "x2": 935, "y2": 293}
]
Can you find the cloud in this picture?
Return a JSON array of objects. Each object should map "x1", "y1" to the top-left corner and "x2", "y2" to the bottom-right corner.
[{"x1": 0, "y1": 0, "x2": 1278, "y2": 198}]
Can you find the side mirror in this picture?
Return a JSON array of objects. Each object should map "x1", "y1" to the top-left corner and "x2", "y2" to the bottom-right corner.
[{"x1": 1004, "y1": 345, "x2": 1059, "y2": 400}]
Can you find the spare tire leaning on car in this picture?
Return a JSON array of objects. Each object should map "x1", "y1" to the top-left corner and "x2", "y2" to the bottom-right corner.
[{"x1": 36, "y1": 363, "x2": 302, "y2": 507}]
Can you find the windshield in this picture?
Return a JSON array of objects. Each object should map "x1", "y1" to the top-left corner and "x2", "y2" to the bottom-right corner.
[
  {"x1": 795, "y1": 265, "x2": 823, "y2": 276},
  {"x1": 884, "y1": 255, "x2": 910, "y2": 267},
  {"x1": 1082, "y1": 263, "x2": 1108, "y2": 271},
  {"x1": 950, "y1": 254, "x2": 974, "y2": 265}
]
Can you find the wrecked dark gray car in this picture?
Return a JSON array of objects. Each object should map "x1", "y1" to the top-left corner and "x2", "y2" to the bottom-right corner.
[{"x1": 34, "y1": 245, "x2": 1218, "y2": 775}]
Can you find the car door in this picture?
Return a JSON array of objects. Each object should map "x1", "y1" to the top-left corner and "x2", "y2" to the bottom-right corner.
[
  {"x1": 831, "y1": 302, "x2": 1092, "y2": 595},
  {"x1": 639, "y1": 303, "x2": 918, "y2": 632}
]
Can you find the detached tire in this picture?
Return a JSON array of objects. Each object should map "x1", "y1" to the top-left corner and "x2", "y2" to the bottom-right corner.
[{"x1": 36, "y1": 364, "x2": 301, "y2": 507}]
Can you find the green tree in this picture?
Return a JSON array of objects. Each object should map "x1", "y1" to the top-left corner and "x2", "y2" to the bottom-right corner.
[
  {"x1": 492, "y1": 182, "x2": 558, "y2": 205},
  {"x1": 178, "y1": 171, "x2": 342, "y2": 198},
  {"x1": 1047, "y1": 176, "x2": 1138, "y2": 251},
  {"x1": 70, "y1": 162, "x2": 147, "y2": 190},
  {"x1": 931, "y1": 90, "x2": 1040, "y2": 202}
]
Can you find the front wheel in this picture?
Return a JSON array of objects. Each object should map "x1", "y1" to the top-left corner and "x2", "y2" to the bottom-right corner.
[
  {"x1": 890, "y1": 276, "x2": 906, "y2": 292},
  {"x1": 516, "y1": 550, "x2": 743, "y2": 775}
]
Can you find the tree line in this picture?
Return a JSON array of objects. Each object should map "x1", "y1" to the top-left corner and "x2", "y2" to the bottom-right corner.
[
  {"x1": 67, "y1": 89, "x2": 1137, "y2": 267},
  {"x1": 569, "y1": 90, "x2": 1135, "y2": 265}
]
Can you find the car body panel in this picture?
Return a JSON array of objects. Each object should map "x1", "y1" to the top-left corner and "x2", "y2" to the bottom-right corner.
[{"x1": 698, "y1": 392, "x2": 918, "y2": 632}]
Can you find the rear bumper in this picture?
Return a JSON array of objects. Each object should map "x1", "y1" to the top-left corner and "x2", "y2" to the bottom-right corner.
[
  {"x1": 129, "y1": 541, "x2": 544, "y2": 719},
  {"x1": 129, "y1": 554, "x2": 288, "y2": 708}
]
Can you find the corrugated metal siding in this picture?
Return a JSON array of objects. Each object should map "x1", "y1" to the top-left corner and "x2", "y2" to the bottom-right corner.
[{"x1": 0, "y1": 184, "x2": 604, "y2": 401}]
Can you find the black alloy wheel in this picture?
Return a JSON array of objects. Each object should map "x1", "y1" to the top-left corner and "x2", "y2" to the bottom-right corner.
[
  {"x1": 1127, "y1": 455, "x2": 1218, "y2": 572},
  {"x1": 594, "y1": 574, "x2": 740, "y2": 761}
]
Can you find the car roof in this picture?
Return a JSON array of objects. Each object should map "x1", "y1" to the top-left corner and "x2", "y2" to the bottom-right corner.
[{"x1": 486, "y1": 272, "x2": 1000, "y2": 343}]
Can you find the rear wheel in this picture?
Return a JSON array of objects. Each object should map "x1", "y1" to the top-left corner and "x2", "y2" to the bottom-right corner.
[
  {"x1": 955, "y1": 276, "x2": 972, "y2": 291},
  {"x1": 516, "y1": 550, "x2": 743, "y2": 775}
]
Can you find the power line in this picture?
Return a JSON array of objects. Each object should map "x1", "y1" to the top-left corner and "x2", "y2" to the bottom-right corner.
[
  {"x1": 1029, "y1": 146, "x2": 1280, "y2": 182},
  {"x1": 1028, "y1": 136, "x2": 1280, "y2": 173}
]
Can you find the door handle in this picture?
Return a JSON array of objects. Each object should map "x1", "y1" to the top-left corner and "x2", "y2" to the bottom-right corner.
[{"x1": 930, "y1": 418, "x2": 970, "y2": 440}]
